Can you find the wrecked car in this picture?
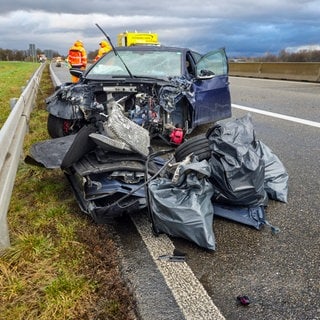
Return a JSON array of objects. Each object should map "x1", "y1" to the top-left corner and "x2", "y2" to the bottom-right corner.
[
  {"x1": 27, "y1": 38, "x2": 288, "y2": 250},
  {"x1": 46, "y1": 45, "x2": 232, "y2": 144}
]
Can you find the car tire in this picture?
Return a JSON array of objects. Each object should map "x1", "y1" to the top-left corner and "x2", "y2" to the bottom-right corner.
[
  {"x1": 174, "y1": 133, "x2": 211, "y2": 162},
  {"x1": 47, "y1": 114, "x2": 68, "y2": 138}
]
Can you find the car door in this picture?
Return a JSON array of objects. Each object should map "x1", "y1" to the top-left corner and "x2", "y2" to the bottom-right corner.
[{"x1": 192, "y1": 48, "x2": 231, "y2": 126}]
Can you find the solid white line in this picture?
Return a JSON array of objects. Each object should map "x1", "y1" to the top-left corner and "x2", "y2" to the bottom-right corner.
[
  {"x1": 131, "y1": 213, "x2": 226, "y2": 320},
  {"x1": 232, "y1": 104, "x2": 320, "y2": 128},
  {"x1": 230, "y1": 76, "x2": 320, "y2": 86}
]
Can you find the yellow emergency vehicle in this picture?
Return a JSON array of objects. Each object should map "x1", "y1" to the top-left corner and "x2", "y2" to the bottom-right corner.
[{"x1": 117, "y1": 31, "x2": 160, "y2": 47}]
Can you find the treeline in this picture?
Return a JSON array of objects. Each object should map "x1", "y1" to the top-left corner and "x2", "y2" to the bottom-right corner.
[
  {"x1": 0, "y1": 48, "x2": 60, "y2": 61},
  {"x1": 249, "y1": 49, "x2": 320, "y2": 62},
  {"x1": 0, "y1": 49, "x2": 29, "y2": 61},
  {"x1": 0, "y1": 47, "x2": 101, "y2": 62}
]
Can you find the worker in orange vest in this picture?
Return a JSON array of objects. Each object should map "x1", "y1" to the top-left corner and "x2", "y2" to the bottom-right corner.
[
  {"x1": 94, "y1": 40, "x2": 112, "y2": 62},
  {"x1": 67, "y1": 40, "x2": 87, "y2": 83}
]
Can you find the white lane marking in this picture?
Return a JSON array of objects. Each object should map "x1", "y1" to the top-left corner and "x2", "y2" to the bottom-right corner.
[
  {"x1": 131, "y1": 213, "x2": 226, "y2": 320},
  {"x1": 232, "y1": 104, "x2": 320, "y2": 128},
  {"x1": 230, "y1": 76, "x2": 320, "y2": 86}
]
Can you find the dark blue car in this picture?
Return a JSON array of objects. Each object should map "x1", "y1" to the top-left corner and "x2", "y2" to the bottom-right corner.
[{"x1": 46, "y1": 45, "x2": 231, "y2": 144}]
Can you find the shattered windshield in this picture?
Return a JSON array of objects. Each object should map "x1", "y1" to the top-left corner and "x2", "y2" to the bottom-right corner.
[{"x1": 87, "y1": 49, "x2": 183, "y2": 79}]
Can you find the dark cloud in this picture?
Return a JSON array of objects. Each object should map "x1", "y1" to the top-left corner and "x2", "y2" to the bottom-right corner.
[{"x1": 0, "y1": 0, "x2": 319, "y2": 57}]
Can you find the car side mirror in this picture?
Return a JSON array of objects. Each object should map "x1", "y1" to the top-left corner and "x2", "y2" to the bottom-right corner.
[
  {"x1": 197, "y1": 69, "x2": 215, "y2": 79},
  {"x1": 69, "y1": 68, "x2": 84, "y2": 79}
]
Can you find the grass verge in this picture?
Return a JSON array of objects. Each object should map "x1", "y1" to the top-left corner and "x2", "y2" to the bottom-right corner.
[
  {"x1": 0, "y1": 64, "x2": 137, "y2": 320},
  {"x1": 0, "y1": 61, "x2": 39, "y2": 128}
]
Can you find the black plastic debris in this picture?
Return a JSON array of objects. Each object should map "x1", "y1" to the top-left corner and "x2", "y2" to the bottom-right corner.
[
  {"x1": 148, "y1": 158, "x2": 216, "y2": 250},
  {"x1": 207, "y1": 114, "x2": 268, "y2": 207}
]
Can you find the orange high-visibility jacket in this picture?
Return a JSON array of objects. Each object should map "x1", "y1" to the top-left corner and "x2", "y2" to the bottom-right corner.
[
  {"x1": 94, "y1": 40, "x2": 112, "y2": 62},
  {"x1": 68, "y1": 40, "x2": 87, "y2": 68}
]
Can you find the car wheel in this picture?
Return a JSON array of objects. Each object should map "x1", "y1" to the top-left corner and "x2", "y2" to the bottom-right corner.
[
  {"x1": 47, "y1": 114, "x2": 73, "y2": 138},
  {"x1": 174, "y1": 133, "x2": 211, "y2": 162}
]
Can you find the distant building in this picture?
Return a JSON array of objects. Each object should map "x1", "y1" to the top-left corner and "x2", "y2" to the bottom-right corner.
[
  {"x1": 29, "y1": 43, "x2": 36, "y2": 61},
  {"x1": 44, "y1": 49, "x2": 54, "y2": 59}
]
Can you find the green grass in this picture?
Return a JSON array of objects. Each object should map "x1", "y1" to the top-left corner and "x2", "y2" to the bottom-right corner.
[
  {"x1": 0, "y1": 64, "x2": 136, "y2": 320},
  {"x1": 0, "y1": 61, "x2": 39, "y2": 128}
]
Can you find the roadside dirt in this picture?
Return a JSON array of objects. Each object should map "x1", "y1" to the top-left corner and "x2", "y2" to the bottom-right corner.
[{"x1": 74, "y1": 217, "x2": 138, "y2": 320}]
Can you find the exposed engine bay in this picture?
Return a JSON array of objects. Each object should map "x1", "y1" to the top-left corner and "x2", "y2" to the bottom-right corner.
[{"x1": 47, "y1": 76, "x2": 194, "y2": 144}]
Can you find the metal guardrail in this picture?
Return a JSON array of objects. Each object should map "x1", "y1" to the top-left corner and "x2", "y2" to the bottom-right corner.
[{"x1": 0, "y1": 63, "x2": 45, "y2": 249}]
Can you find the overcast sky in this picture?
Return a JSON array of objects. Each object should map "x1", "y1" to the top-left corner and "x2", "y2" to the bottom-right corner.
[{"x1": 1, "y1": 0, "x2": 319, "y2": 57}]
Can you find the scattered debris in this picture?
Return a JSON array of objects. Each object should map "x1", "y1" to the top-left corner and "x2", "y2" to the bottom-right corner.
[
  {"x1": 237, "y1": 295, "x2": 251, "y2": 306},
  {"x1": 27, "y1": 112, "x2": 288, "y2": 251},
  {"x1": 158, "y1": 253, "x2": 186, "y2": 262}
]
